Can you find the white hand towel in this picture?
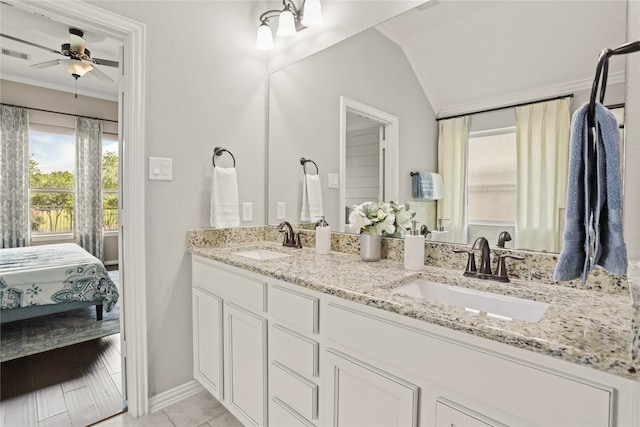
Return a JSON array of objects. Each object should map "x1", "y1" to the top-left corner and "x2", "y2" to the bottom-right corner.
[
  {"x1": 210, "y1": 166, "x2": 240, "y2": 228},
  {"x1": 301, "y1": 174, "x2": 324, "y2": 222}
]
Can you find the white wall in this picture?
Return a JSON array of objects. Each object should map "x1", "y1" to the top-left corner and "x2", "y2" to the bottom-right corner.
[
  {"x1": 1, "y1": 80, "x2": 118, "y2": 127},
  {"x1": 268, "y1": 27, "x2": 437, "y2": 226},
  {"x1": 91, "y1": 0, "x2": 268, "y2": 397}
]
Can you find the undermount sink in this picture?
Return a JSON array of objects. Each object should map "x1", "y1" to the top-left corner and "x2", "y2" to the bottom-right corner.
[
  {"x1": 392, "y1": 280, "x2": 549, "y2": 322},
  {"x1": 232, "y1": 249, "x2": 292, "y2": 261}
]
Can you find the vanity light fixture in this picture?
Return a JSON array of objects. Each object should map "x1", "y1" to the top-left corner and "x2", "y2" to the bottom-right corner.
[{"x1": 255, "y1": 0, "x2": 323, "y2": 51}]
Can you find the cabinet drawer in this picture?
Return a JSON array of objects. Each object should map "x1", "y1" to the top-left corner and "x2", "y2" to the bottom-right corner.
[
  {"x1": 193, "y1": 256, "x2": 266, "y2": 311},
  {"x1": 271, "y1": 324, "x2": 318, "y2": 378},
  {"x1": 271, "y1": 361, "x2": 318, "y2": 421},
  {"x1": 435, "y1": 400, "x2": 504, "y2": 427},
  {"x1": 270, "y1": 398, "x2": 315, "y2": 427},
  {"x1": 269, "y1": 285, "x2": 319, "y2": 333}
]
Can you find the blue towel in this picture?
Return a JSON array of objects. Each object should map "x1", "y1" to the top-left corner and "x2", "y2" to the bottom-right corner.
[
  {"x1": 412, "y1": 172, "x2": 443, "y2": 200},
  {"x1": 554, "y1": 102, "x2": 627, "y2": 285}
]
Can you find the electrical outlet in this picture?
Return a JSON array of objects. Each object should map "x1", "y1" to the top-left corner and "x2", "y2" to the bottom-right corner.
[
  {"x1": 242, "y1": 202, "x2": 253, "y2": 221},
  {"x1": 276, "y1": 202, "x2": 286, "y2": 220}
]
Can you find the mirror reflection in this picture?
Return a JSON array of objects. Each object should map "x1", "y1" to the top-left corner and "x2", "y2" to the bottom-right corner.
[
  {"x1": 267, "y1": 0, "x2": 628, "y2": 253},
  {"x1": 341, "y1": 98, "x2": 399, "y2": 231}
]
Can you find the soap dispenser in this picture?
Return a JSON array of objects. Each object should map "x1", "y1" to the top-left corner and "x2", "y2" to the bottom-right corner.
[
  {"x1": 404, "y1": 220, "x2": 425, "y2": 271},
  {"x1": 431, "y1": 218, "x2": 450, "y2": 243},
  {"x1": 315, "y1": 216, "x2": 331, "y2": 255}
]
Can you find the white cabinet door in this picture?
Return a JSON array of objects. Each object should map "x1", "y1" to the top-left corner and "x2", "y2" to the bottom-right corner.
[
  {"x1": 325, "y1": 348, "x2": 419, "y2": 427},
  {"x1": 225, "y1": 302, "x2": 268, "y2": 427},
  {"x1": 192, "y1": 288, "x2": 223, "y2": 400}
]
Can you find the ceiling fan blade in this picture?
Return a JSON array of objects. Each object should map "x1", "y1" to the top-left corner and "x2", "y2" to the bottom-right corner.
[
  {"x1": 31, "y1": 59, "x2": 61, "y2": 69},
  {"x1": 69, "y1": 30, "x2": 87, "y2": 54},
  {"x1": 91, "y1": 58, "x2": 119, "y2": 68},
  {"x1": 0, "y1": 33, "x2": 62, "y2": 55},
  {"x1": 87, "y1": 64, "x2": 113, "y2": 82}
]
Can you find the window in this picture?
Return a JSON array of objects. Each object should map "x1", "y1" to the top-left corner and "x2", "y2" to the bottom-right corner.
[
  {"x1": 29, "y1": 125, "x2": 119, "y2": 234},
  {"x1": 102, "y1": 135, "x2": 119, "y2": 231},
  {"x1": 29, "y1": 128, "x2": 76, "y2": 234},
  {"x1": 467, "y1": 127, "x2": 517, "y2": 229}
]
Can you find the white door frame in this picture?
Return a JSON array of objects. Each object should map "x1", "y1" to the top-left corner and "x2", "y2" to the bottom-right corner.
[
  {"x1": 339, "y1": 96, "x2": 399, "y2": 231},
  {"x1": 12, "y1": 0, "x2": 149, "y2": 417}
]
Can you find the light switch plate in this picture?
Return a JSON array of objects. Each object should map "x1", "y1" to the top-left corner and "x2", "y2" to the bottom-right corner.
[
  {"x1": 328, "y1": 173, "x2": 339, "y2": 189},
  {"x1": 242, "y1": 202, "x2": 253, "y2": 221},
  {"x1": 149, "y1": 157, "x2": 173, "y2": 181},
  {"x1": 276, "y1": 202, "x2": 286, "y2": 220}
]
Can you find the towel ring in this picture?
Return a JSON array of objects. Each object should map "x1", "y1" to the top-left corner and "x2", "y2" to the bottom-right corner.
[
  {"x1": 410, "y1": 171, "x2": 418, "y2": 176},
  {"x1": 300, "y1": 157, "x2": 319, "y2": 175},
  {"x1": 588, "y1": 40, "x2": 640, "y2": 127},
  {"x1": 212, "y1": 147, "x2": 236, "y2": 167}
]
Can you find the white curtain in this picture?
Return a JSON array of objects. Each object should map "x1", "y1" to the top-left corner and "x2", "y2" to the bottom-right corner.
[
  {"x1": 0, "y1": 105, "x2": 30, "y2": 248},
  {"x1": 75, "y1": 117, "x2": 104, "y2": 259},
  {"x1": 437, "y1": 116, "x2": 470, "y2": 244},
  {"x1": 515, "y1": 98, "x2": 571, "y2": 252}
]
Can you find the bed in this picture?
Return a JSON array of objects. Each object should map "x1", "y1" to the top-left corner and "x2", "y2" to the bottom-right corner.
[{"x1": 0, "y1": 243, "x2": 119, "y2": 324}]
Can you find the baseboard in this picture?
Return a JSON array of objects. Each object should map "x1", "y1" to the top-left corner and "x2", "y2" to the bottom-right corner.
[
  {"x1": 104, "y1": 260, "x2": 119, "y2": 266},
  {"x1": 148, "y1": 379, "x2": 205, "y2": 413}
]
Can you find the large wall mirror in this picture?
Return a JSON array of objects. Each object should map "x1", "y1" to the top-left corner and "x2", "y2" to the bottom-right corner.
[{"x1": 267, "y1": 0, "x2": 629, "y2": 254}]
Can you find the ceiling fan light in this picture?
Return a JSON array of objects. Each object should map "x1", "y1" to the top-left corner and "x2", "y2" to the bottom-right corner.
[
  {"x1": 60, "y1": 58, "x2": 93, "y2": 77},
  {"x1": 277, "y1": 9, "x2": 297, "y2": 37},
  {"x1": 256, "y1": 23, "x2": 274, "y2": 51},
  {"x1": 301, "y1": 0, "x2": 323, "y2": 27}
]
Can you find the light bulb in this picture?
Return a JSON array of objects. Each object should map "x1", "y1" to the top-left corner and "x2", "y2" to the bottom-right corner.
[
  {"x1": 277, "y1": 9, "x2": 297, "y2": 37},
  {"x1": 301, "y1": 0, "x2": 323, "y2": 27},
  {"x1": 255, "y1": 23, "x2": 274, "y2": 51}
]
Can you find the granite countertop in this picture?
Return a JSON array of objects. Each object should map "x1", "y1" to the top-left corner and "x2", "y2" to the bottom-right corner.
[{"x1": 190, "y1": 240, "x2": 639, "y2": 381}]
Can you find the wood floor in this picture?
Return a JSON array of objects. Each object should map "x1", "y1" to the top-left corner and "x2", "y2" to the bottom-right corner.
[{"x1": 1, "y1": 334, "x2": 125, "y2": 427}]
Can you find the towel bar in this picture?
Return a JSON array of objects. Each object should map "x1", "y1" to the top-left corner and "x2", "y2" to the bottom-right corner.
[
  {"x1": 213, "y1": 147, "x2": 236, "y2": 167},
  {"x1": 300, "y1": 157, "x2": 319, "y2": 175}
]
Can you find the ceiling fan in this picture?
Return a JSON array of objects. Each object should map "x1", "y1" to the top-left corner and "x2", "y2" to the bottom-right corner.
[{"x1": 1, "y1": 28, "x2": 119, "y2": 83}]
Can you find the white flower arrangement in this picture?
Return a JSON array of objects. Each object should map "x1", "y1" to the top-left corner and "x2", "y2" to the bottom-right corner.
[{"x1": 348, "y1": 201, "x2": 415, "y2": 236}]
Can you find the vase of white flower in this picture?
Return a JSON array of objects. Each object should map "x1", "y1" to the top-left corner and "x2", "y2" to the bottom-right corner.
[{"x1": 348, "y1": 201, "x2": 415, "y2": 262}]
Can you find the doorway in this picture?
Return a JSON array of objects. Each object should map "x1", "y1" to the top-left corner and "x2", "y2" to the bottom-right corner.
[
  {"x1": 339, "y1": 97, "x2": 399, "y2": 232},
  {"x1": 5, "y1": 0, "x2": 148, "y2": 418}
]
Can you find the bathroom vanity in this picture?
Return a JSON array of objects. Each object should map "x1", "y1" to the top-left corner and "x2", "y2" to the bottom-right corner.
[{"x1": 189, "y1": 226, "x2": 639, "y2": 427}]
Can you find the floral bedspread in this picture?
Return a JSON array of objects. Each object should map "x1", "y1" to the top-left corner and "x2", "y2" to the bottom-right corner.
[{"x1": 0, "y1": 243, "x2": 119, "y2": 312}]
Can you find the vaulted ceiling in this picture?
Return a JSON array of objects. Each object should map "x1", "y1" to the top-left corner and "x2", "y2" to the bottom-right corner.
[{"x1": 376, "y1": 0, "x2": 628, "y2": 116}]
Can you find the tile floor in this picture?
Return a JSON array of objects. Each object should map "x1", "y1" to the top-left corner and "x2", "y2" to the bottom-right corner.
[{"x1": 95, "y1": 390, "x2": 243, "y2": 427}]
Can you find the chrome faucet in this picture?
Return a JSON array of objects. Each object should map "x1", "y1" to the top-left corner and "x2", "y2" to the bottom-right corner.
[
  {"x1": 472, "y1": 237, "x2": 492, "y2": 275},
  {"x1": 277, "y1": 221, "x2": 302, "y2": 248}
]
